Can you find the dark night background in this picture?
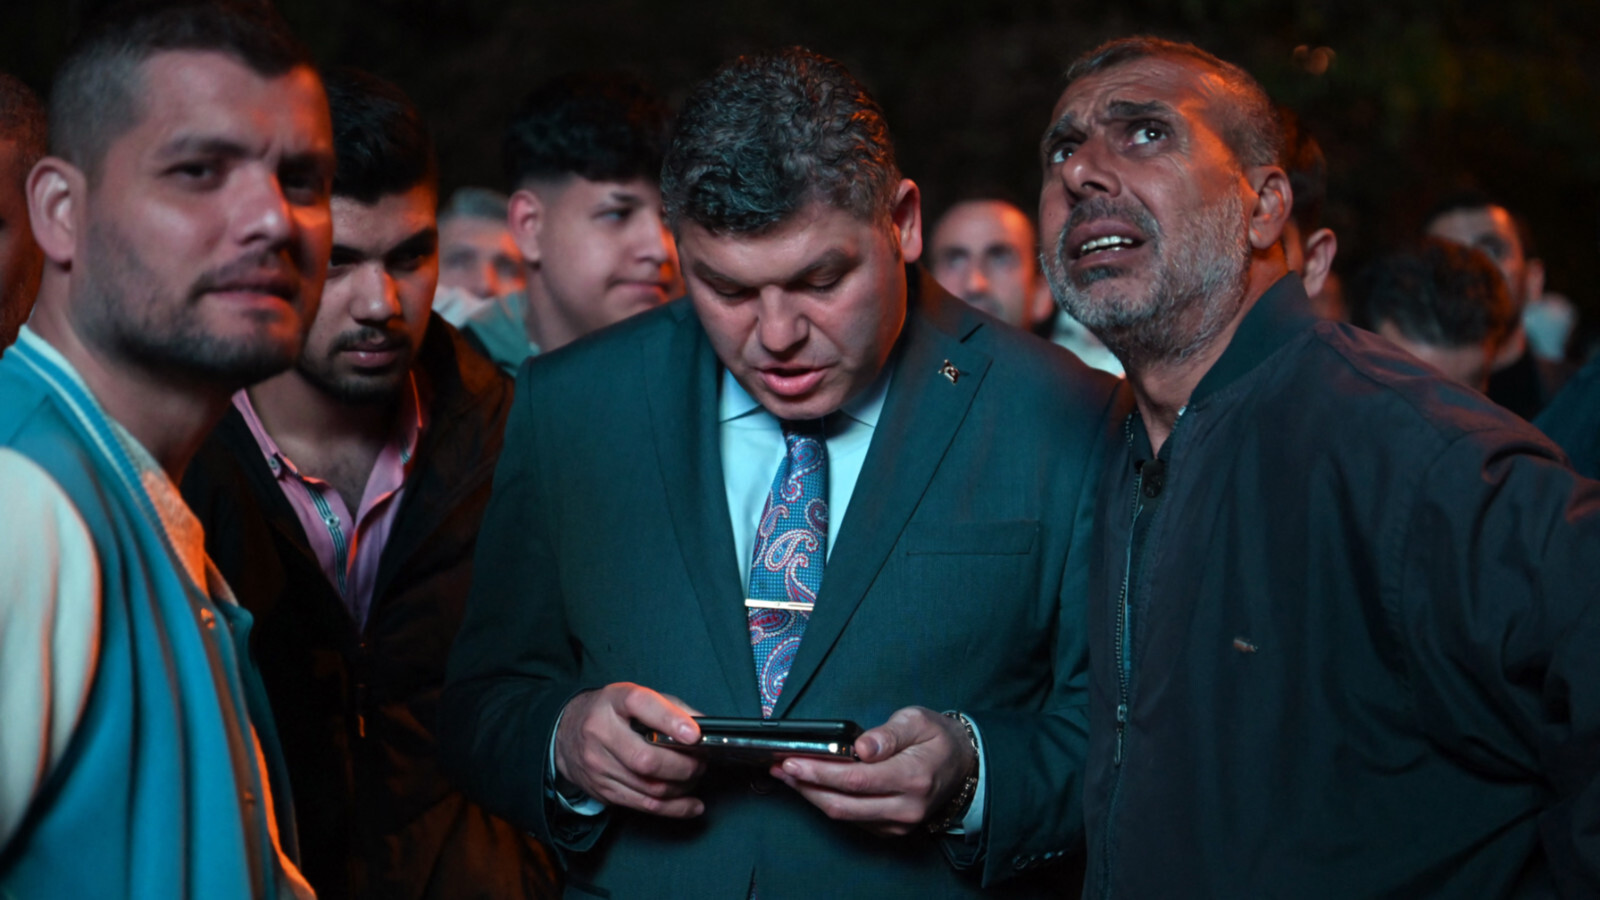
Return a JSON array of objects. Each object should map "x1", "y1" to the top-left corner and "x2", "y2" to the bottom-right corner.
[{"x1": 6, "y1": 0, "x2": 1599, "y2": 350}]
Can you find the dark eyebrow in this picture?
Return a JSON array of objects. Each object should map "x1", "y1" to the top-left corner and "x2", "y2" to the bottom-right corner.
[
  {"x1": 1040, "y1": 99, "x2": 1179, "y2": 163},
  {"x1": 693, "y1": 248, "x2": 855, "y2": 291},
  {"x1": 790, "y1": 249, "x2": 852, "y2": 282},
  {"x1": 387, "y1": 227, "x2": 439, "y2": 261},
  {"x1": 1040, "y1": 114, "x2": 1083, "y2": 160},
  {"x1": 331, "y1": 225, "x2": 438, "y2": 265},
  {"x1": 155, "y1": 135, "x2": 250, "y2": 161},
  {"x1": 603, "y1": 190, "x2": 646, "y2": 207},
  {"x1": 691, "y1": 258, "x2": 737, "y2": 287},
  {"x1": 1104, "y1": 99, "x2": 1175, "y2": 121}
]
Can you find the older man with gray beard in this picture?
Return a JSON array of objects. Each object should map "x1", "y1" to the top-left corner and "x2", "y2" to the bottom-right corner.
[{"x1": 1039, "y1": 35, "x2": 1600, "y2": 899}]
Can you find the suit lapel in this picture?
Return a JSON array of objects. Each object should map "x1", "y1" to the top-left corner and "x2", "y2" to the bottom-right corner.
[
  {"x1": 773, "y1": 301, "x2": 992, "y2": 717},
  {"x1": 643, "y1": 306, "x2": 764, "y2": 716}
]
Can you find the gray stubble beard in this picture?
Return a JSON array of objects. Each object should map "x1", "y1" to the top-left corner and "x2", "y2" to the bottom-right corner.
[{"x1": 1043, "y1": 192, "x2": 1252, "y2": 372}]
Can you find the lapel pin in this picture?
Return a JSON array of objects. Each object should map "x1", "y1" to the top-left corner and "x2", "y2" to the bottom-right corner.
[{"x1": 938, "y1": 359, "x2": 961, "y2": 384}]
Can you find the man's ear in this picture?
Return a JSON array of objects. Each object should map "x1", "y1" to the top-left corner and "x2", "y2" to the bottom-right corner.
[
  {"x1": 890, "y1": 178, "x2": 923, "y2": 264},
  {"x1": 1245, "y1": 166, "x2": 1292, "y2": 252},
  {"x1": 1299, "y1": 227, "x2": 1339, "y2": 298},
  {"x1": 28, "y1": 157, "x2": 85, "y2": 267},
  {"x1": 507, "y1": 187, "x2": 545, "y2": 265}
]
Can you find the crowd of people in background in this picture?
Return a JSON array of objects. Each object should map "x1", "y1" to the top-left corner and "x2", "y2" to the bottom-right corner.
[{"x1": 2, "y1": 1, "x2": 1599, "y2": 899}]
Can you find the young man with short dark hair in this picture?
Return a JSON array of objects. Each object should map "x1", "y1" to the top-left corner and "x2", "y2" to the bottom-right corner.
[
  {"x1": 183, "y1": 68, "x2": 556, "y2": 900},
  {"x1": 0, "y1": 2, "x2": 332, "y2": 895},
  {"x1": 460, "y1": 72, "x2": 676, "y2": 371},
  {"x1": 1349, "y1": 238, "x2": 1515, "y2": 391}
]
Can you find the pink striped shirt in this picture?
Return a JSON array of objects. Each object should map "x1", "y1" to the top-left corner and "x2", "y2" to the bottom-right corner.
[{"x1": 232, "y1": 376, "x2": 426, "y2": 630}]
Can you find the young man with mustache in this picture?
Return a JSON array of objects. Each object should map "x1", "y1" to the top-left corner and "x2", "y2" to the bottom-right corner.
[
  {"x1": 0, "y1": 1, "x2": 333, "y2": 895},
  {"x1": 182, "y1": 69, "x2": 556, "y2": 899}
]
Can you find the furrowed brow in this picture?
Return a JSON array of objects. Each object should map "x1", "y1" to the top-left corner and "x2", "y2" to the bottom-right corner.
[
  {"x1": 1040, "y1": 114, "x2": 1084, "y2": 160},
  {"x1": 389, "y1": 227, "x2": 439, "y2": 260},
  {"x1": 1103, "y1": 100, "x2": 1174, "y2": 122}
]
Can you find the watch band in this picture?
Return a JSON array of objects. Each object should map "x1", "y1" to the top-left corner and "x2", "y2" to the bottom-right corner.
[{"x1": 926, "y1": 711, "x2": 980, "y2": 833}]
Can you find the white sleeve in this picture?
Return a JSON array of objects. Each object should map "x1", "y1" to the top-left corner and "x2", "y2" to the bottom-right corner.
[{"x1": 0, "y1": 448, "x2": 101, "y2": 851}]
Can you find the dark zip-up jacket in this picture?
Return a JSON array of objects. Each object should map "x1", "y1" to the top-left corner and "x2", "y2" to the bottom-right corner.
[
  {"x1": 1536, "y1": 351, "x2": 1600, "y2": 480},
  {"x1": 183, "y1": 317, "x2": 558, "y2": 899},
  {"x1": 1085, "y1": 276, "x2": 1600, "y2": 898}
]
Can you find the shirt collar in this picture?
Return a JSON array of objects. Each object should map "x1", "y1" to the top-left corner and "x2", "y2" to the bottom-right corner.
[
  {"x1": 15, "y1": 327, "x2": 211, "y2": 588},
  {"x1": 1189, "y1": 273, "x2": 1320, "y2": 407},
  {"x1": 235, "y1": 369, "x2": 427, "y2": 479},
  {"x1": 718, "y1": 363, "x2": 893, "y2": 431}
]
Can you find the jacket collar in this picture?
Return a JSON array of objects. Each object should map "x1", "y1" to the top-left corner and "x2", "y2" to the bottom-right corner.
[{"x1": 1189, "y1": 273, "x2": 1319, "y2": 408}]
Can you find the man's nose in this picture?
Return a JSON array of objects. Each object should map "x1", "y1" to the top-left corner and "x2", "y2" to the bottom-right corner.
[
  {"x1": 962, "y1": 264, "x2": 992, "y2": 297},
  {"x1": 1062, "y1": 135, "x2": 1121, "y2": 200},
  {"x1": 233, "y1": 166, "x2": 295, "y2": 249},
  {"x1": 469, "y1": 261, "x2": 496, "y2": 299},
  {"x1": 636, "y1": 211, "x2": 673, "y2": 265},
  {"x1": 352, "y1": 263, "x2": 403, "y2": 322},
  {"x1": 756, "y1": 291, "x2": 808, "y2": 354}
]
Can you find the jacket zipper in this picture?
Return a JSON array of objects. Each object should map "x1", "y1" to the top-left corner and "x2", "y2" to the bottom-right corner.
[
  {"x1": 1113, "y1": 439, "x2": 1142, "y2": 767},
  {"x1": 1102, "y1": 408, "x2": 1184, "y2": 898}
]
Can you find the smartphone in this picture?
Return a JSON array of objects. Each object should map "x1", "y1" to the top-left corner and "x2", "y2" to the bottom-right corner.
[{"x1": 637, "y1": 717, "x2": 862, "y2": 765}]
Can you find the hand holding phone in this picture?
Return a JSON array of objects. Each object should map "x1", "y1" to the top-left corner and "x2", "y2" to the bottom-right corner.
[
  {"x1": 554, "y1": 683, "x2": 708, "y2": 818},
  {"x1": 637, "y1": 716, "x2": 863, "y2": 765}
]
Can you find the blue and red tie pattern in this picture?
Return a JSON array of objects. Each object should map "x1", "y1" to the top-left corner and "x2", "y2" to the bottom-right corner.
[{"x1": 748, "y1": 426, "x2": 828, "y2": 718}]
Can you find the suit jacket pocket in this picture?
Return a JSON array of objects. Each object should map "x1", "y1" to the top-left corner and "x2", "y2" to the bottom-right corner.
[{"x1": 903, "y1": 520, "x2": 1038, "y2": 555}]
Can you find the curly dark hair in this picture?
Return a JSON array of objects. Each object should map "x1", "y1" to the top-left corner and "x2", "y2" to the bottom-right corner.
[
  {"x1": 502, "y1": 72, "x2": 670, "y2": 190},
  {"x1": 1350, "y1": 238, "x2": 1514, "y2": 349},
  {"x1": 661, "y1": 47, "x2": 901, "y2": 235}
]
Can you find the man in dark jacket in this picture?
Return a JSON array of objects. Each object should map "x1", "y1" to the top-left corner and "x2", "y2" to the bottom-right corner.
[
  {"x1": 1039, "y1": 36, "x2": 1600, "y2": 898},
  {"x1": 182, "y1": 70, "x2": 556, "y2": 899}
]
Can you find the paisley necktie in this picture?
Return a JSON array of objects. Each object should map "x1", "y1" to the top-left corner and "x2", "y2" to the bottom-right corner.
[{"x1": 746, "y1": 424, "x2": 828, "y2": 718}]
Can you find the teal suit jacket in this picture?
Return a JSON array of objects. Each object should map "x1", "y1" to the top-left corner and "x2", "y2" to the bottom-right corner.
[{"x1": 443, "y1": 275, "x2": 1120, "y2": 898}]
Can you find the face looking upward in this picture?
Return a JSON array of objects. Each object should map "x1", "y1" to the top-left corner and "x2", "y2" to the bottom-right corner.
[
  {"x1": 296, "y1": 185, "x2": 437, "y2": 405},
  {"x1": 928, "y1": 200, "x2": 1045, "y2": 328},
  {"x1": 512, "y1": 175, "x2": 679, "y2": 350},
  {"x1": 681, "y1": 180, "x2": 921, "y2": 422},
  {"x1": 52, "y1": 51, "x2": 334, "y2": 386},
  {"x1": 1038, "y1": 56, "x2": 1265, "y2": 365}
]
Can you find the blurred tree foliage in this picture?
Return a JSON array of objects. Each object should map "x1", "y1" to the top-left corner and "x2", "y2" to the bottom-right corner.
[{"x1": 4, "y1": 0, "x2": 1598, "y2": 336}]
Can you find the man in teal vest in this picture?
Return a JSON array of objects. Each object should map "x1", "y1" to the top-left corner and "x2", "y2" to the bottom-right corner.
[{"x1": 0, "y1": 2, "x2": 335, "y2": 896}]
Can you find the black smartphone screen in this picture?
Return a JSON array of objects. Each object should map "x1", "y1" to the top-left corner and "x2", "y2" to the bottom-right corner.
[{"x1": 635, "y1": 717, "x2": 863, "y2": 764}]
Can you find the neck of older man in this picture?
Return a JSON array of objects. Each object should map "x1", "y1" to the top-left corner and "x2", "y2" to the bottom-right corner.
[
  {"x1": 1125, "y1": 257, "x2": 1287, "y2": 456},
  {"x1": 26, "y1": 278, "x2": 236, "y2": 483}
]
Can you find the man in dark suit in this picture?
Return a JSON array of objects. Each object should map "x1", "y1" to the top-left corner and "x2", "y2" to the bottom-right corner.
[{"x1": 443, "y1": 48, "x2": 1119, "y2": 899}]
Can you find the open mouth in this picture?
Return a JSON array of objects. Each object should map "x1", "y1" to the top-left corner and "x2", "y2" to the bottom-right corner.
[
  {"x1": 758, "y1": 366, "x2": 826, "y2": 398},
  {"x1": 1072, "y1": 233, "x2": 1145, "y2": 260}
]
